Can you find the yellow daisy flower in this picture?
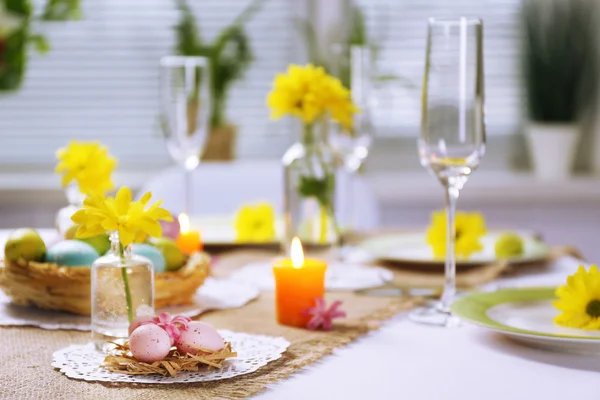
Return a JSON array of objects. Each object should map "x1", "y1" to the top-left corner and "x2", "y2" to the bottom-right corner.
[
  {"x1": 426, "y1": 210, "x2": 487, "y2": 258},
  {"x1": 235, "y1": 202, "x2": 276, "y2": 243},
  {"x1": 554, "y1": 265, "x2": 600, "y2": 330},
  {"x1": 71, "y1": 186, "x2": 172, "y2": 247},
  {"x1": 55, "y1": 141, "x2": 117, "y2": 196},
  {"x1": 266, "y1": 64, "x2": 359, "y2": 130}
]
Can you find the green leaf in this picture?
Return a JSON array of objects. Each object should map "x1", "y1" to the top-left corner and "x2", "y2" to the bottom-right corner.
[
  {"x1": 173, "y1": 0, "x2": 266, "y2": 129},
  {"x1": 41, "y1": 0, "x2": 82, "y2": 21},
  {"x1": 298, "y1": 173, "x2": 335, "y2": 208},
  {"x1": 174, "y1": 0, "x2": 203, "y2": 56},
  {"x1": 29, "y1": 34, "x2": 50, "y2": 54}
]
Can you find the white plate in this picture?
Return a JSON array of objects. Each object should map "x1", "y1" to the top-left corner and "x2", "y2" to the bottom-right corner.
[
  {"x1": 190, "y1": 215, "x2": 283, "y2": 246},
  {"x1": 358, "y1": 230, "x2": 550, "y2": 266}
]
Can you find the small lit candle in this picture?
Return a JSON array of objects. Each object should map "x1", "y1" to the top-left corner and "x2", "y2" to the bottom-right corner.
[
  {"x1": 272, "y1": 237, "x2": 327, "y2": 327},
  {"x1": 175, "y1": 213, "x2": 202, "y2": 255}
]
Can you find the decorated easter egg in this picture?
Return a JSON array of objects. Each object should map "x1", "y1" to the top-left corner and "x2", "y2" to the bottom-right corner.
[
  {"x1": 133, "y1": 244, "x2": 166, "y2": 273},
  {"x1": 129, "y1": 324, "x2": 172, "y2": 363},
  {"x1": 128, "y1": 315, "x2": 157, "y2": 336},
  {"x1": 46, "y1": 240, "x2": 99, "y2": 267},
  {"x1": 175, "y1": 321, "x2": 225, "y2": 355},
  {"x1": 4, "y1": 228, "x2": 46, "y2": 262}
]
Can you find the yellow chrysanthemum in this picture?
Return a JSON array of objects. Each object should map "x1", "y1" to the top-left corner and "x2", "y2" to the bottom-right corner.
[
  {"x1": 235, "y1": 202, "x2": 276, "y2": 243},
  {"x1": 55, "y1": 141, "x2": 117, "y2": 196},
  {"x1": 426, "y1": 210, "x2": 487, "y2": 258},
  {"x1": 71, "y1": 186, "x2": 172, "y2": 247},
  {"x1": 554, "y1": 265, "x2": 600, "y2": 330},
  {"x1": 267, "y1": 64, "x2": 359, "y2": 130}
]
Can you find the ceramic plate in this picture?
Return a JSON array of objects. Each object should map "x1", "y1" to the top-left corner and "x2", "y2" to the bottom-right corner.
[
  {"x1": 451, "y1": 287, "x2": 600, "y2": 353},
  {"x1": 357, "y1": 230, "x2": 550, "y2": 267},
  {"x1": 189, "y1": 215, "x2": 282, "y2": 249}
]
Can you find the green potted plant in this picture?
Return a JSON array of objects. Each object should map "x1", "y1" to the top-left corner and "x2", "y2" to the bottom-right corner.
[
  {"x1": 521, "y1": 0, "x2": 598, "y2": 179},
  {"x1": 0, "y1": 0, "x2": 81, "y2": 92},
  {"x1": 173, "y1": 0, "x2": 266, "y2": 161}
]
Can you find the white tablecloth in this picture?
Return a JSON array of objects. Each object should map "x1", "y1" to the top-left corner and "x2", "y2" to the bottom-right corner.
[
  {"x1": 257, "y1": 256, "x2": 599, "y2": 400},
  {"x1": 1, "y1": 228, "x2": 596, "y2": 399}
]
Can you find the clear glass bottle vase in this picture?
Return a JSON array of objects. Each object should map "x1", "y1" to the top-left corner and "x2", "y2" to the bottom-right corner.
[
  {"x1": 282, "y1": 121, "x2": 341, "y2": 253},
  {"x1": 55, "y1": 183, "x2": 86, "y2": 236},
  {"x1": 91, "y1": 232, "x2": 154, "y2": 350}
]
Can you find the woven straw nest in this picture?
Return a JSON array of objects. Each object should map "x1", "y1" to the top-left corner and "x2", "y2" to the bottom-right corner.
[{"x1": 0, "y1": 252, "x2": 211, "y2": 315}]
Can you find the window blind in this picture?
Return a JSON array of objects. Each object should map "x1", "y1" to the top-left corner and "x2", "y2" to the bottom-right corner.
[
  {"x1": 0, "y1": 0, "x2": 294, "y2": 169},
  {"x1": 356, "y1": 0, "x2": 522, "y2": 137}
]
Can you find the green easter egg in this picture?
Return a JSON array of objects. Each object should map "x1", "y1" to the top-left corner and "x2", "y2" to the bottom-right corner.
[
  {"x1": 77, "y1": 234, "x2": 110, "y2": 256},
  {"x1": 150, "y1": 238, "x2": 186, "y2": 271},
  {"x1": 495, "y1": 233, "x2": 525, "y2": 259},
  {"x1": 133, "y1": 243, "x2": 166, "y2": 273},
  {"x1": 5, "y1": 228, "x2": 46, "y2": 263},
  {"x1": 46, "y1": 240, "x2": 99, "y2": 267}
]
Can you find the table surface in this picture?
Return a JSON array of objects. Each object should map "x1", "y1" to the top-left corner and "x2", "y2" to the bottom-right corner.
[
  {"x1": 256, "y1": 256, "x2": 597, "y2": 400},
  {"x1": 0, "y1": 230, "x2": 597, "y2": 400}
]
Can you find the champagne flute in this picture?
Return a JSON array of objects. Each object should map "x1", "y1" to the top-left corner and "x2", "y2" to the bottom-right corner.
[
  {"x1": 159, "y1": 56, "x2": 210, "y2": 215},
  {"x1": 410, "y1": 17, "x2": 485, "y2": 326}
]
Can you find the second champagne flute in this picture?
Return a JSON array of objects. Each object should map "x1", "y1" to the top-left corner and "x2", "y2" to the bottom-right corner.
[{"x1": 159, "y1": 56, "x2": 210, "y2": 215}]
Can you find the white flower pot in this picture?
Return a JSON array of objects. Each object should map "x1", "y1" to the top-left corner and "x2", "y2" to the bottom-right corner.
[{"x1": 526, "y1": 123, "x2": 579, "y2": 180}]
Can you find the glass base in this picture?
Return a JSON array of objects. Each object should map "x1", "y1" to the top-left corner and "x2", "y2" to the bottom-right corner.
[{"x1": 409, "y1": 301, "x2": 461, "y2": 327}]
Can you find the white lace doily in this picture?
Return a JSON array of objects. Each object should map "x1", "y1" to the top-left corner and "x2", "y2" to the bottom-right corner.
[
  {"x1": 0, "y1": 277, "x2": 259, "y2": 330},
  {"x1": 229, "y1": 260, "x2": 393, "y2": 291},
  {"x1": 52, "y1": 330, "x2": 290, "y2": 384}
]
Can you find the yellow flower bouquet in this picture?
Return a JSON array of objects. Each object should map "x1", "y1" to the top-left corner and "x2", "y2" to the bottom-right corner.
[
  {"x1": 54, "y1": 140, "x2": 118, "y2": 235},
  {"x1": 268, "y1": 64, "x2": 358, "y2": 246}
]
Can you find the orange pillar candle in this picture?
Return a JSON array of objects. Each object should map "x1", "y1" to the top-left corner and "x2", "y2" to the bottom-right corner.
[
  {"x1": 175, "y1": 213, "x2": 202, "y2": 255},
  {"x1": 272, "y1": 237, "x2": 327, "y2": 327}
]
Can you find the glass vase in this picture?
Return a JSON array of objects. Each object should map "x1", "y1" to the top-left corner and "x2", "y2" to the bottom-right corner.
[
  {"x1": 55, "y1": 183, "x2": 86, "y2": 236},
  {"x1": 282, "y1": 120, "x2": 341, "y2": 253},
  {"x1": 91, "y1": 232, "x2": 154, "y2": 351}
]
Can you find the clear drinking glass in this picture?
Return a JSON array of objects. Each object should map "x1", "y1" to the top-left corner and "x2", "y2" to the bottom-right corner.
[
  {"x1": 329, "y1": 45, "x2": 374, "y2": 259},
  {"x1": 410, "y1": 17, "x2": 485, "y2": 326},
  {"x1": 159, "y1": 56, "x2": 210, "y2": 214}
]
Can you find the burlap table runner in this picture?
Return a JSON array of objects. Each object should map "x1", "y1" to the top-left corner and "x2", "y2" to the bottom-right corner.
[{"x1": 0, "y1": 247, "x2": 579, "y2": 399}]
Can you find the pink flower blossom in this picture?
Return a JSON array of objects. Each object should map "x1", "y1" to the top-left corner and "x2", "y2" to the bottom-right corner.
[
  {"x1": 302, "y1": 298, "x2": 346, "y2": 330},
  {"x1": 142, "y1": 312, "x2": 191, "y2": 341}
]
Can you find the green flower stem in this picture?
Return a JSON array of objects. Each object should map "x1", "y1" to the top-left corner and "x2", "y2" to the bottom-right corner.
[
  {"x1": 118, "y1": 243, "x2": 134, "y2": 324},
  {"x1": 301, "y1": 121, "x2": 341, "y2": 240}
]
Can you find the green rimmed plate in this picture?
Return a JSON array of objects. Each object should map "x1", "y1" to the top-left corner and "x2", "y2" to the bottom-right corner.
[{"x1": 451, "y1": 287, "x2": 600, "y2": 353}]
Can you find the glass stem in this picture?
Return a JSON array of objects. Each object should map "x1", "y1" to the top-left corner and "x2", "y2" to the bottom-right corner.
[
  {"x1": 441, "y1": 185, "x2": 460, "y2": 312},
  {"x1": 118, "y1": 243, "x2": 134, "y2": 324},
  {"x1": 184, "y1": 168, "x2": 192, "y2": 215}
]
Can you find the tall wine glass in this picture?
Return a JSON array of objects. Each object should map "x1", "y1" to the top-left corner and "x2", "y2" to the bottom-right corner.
[
  {"x1": 159, "y1": 56, "x2": 210, "y2": 215},
  {"x1": 410, "y1": 17, "x2": 485, "y2": 326}
]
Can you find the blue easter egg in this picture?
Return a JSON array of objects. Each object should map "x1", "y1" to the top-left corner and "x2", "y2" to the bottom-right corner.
[
  {"x1": 46, "y1": 240, "x2": 100, "y2": 267},
  {"x1": 132, "y1": 243, "x2": 166, "y2": 273}
]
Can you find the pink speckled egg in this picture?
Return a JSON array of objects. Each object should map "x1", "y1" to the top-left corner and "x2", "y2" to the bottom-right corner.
[
  {"x1": 175, "y1": 321, "x2": 224, "y2": 355},
  {"x1": 129, "y1": 324, "x2": 172, "y2": 363},
  {"x1": 128, "y1": 315, "x2": 157, "y2": 336}
]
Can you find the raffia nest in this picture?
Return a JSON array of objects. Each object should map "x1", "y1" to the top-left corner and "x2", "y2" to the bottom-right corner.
[
  {"x1": 0, "y1": 252, "x2": 210, "y2": 315},
  {"x1": 103, "y1": 341, "x2": 237, "y2": 377}
]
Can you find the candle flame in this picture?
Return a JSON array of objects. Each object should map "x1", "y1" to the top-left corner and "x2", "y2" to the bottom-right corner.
[
  {"x1": 291, "y1": 236, "x2": 304, "y2": 268},
  {"x1": 178, "y1": 213, "x2": 190, "y2": 234}
]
